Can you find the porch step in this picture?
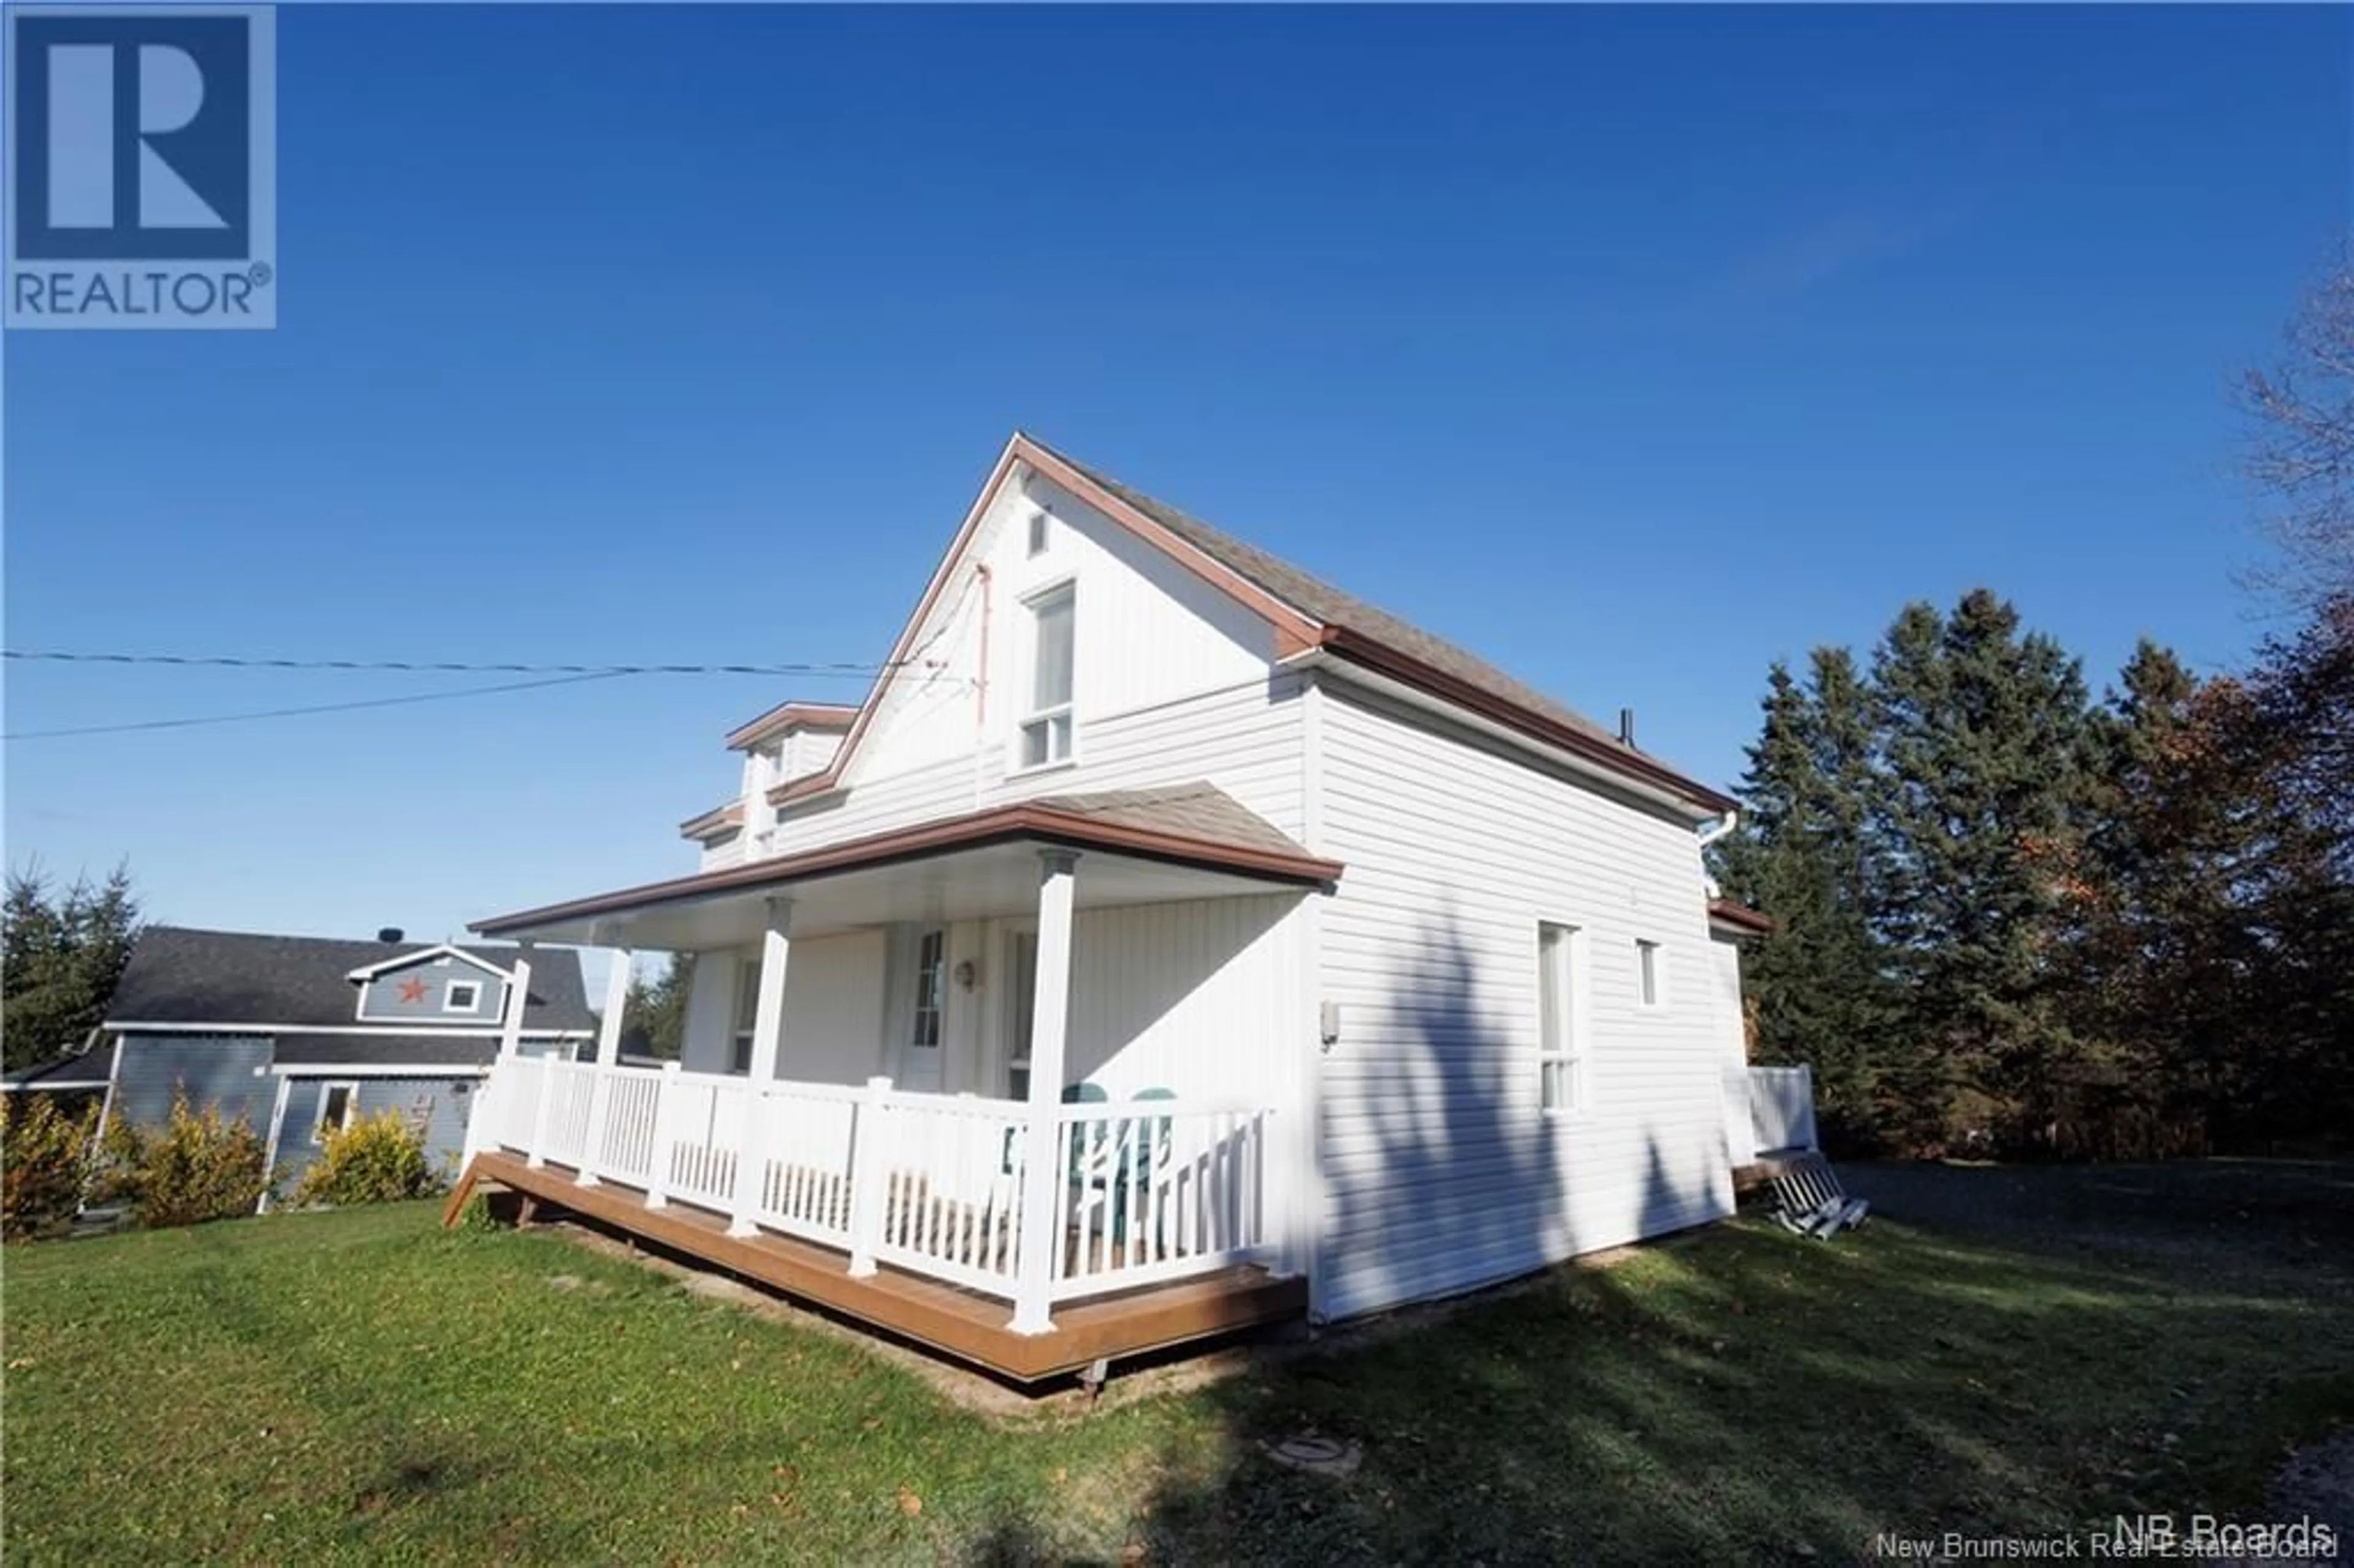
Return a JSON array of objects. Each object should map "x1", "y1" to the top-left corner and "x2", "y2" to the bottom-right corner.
[{"x1": 452, "y1": 1151, "x2": 1306, "y2": 1383}]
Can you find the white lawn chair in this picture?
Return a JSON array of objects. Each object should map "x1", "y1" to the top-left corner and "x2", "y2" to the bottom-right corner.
[{"x1": 1769, "y1": 1154, "x2": 1870, "y2": 1238}]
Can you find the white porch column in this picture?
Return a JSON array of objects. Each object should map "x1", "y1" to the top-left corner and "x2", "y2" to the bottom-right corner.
[
  {"x1": 577, "y1": 946, "x2": 633, "y2": 1187},
  {"x1": 727, "y1": 900, "x2": 793, "y2": 1237},
  {"x1": 508, "y1": 943, "x2": 560, "y2": 1169},
  {"x1": 1010, "y1": 849, "x2": 1079, "y2": 1336},
  {"x1": 498, "y1": 942, "x2": 535, "y2": 1062}
]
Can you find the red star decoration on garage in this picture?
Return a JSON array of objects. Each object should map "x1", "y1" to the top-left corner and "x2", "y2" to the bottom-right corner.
[{"x1": 397, "y1": 978, "x2": 430, "y2": 1004}]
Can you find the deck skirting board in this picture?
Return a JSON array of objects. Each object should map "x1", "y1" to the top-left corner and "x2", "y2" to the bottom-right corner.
[{"x1": 451, "y1": 1152, "x2": 1306, "y2": 1382}]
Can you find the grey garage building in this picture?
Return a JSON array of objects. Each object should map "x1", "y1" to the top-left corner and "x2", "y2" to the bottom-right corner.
[{"x1": 75, "y1": 926, "x2": 593, "y2": 1202}]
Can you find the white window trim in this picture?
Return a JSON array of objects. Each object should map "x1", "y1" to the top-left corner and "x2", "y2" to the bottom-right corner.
[
  {"x1": 1537, "y1": 921, "x2": 1591, "y2": 1116},
  {"x1": 443, "y1": 980, "x2": 482, "y2": 1013},
  {"x1": 1003, "y1": 924, "x2": 1037, "y2": 1099},
  {"x1": 312, "y1": 1080, "x2": 360, "y2": 1146},
  {"x1": 1636, "y1": 938, "x2": 1666, "y2": 1010},
  {"x1": 729, "y1": 954, "x2": 760, "y2": 1076},
  {"x1": 1013, "y1": 579, "x2": 1077, "y2": 774}
]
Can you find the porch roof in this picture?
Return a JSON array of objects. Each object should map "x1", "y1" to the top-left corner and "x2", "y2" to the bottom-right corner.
[{"x1": 471, "y1": 783, "x2": 1342, "y2": 949}]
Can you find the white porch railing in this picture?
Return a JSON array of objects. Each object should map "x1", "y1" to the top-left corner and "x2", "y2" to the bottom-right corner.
[
  {"x1": 1727, "y1": 1063, "x2": 1817, "y2": 1162},
  {"x1": 477, "y1": 1058, "x2": 1279, "y2": 1320},
  {"x1": 1052, "y1": 1101, "x2": 1271, "y2": 1300}
]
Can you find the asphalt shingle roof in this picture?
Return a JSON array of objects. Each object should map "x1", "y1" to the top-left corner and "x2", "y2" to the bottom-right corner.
[
  {"x1": 1034, "y1": 438, "x2": 1628, "y2": 751},
  {"x1": 105, "y1": 927, "x2": 594, "y2": 1032},
  {"x1": 1032, "y1": 782, "x2": 1313, "y2": 859},
  {"x1": 270, "y1": 1032, "x2": 509, "y2": 1068},
  {"x1": 1, "y1": 1047, "x2": 113, "y2": 1088}
]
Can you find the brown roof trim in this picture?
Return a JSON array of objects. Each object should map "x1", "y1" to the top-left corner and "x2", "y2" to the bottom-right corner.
[
  {"x1": 1016, "y1": 437, "x2": 1328, "y2": 650},
  {"x1": 769, "y1": 771, "x2": 840, "y2": 807},
  {"x1": 1708, "y1": 897, "x2": 1775, "y2": 935},
  {"x1": 677, "y1": 802, "x2": 744, "y2": 841},
  {"x1": 759, "y1": 433, "x2": 1327, "y2": 809},
  {"x1": 1319, "y1": 626, "x2": 1740, "y2": 814},
  {"x1": 764, "y1": 431, "x2": 1734, "y2": 817},
  {"x1": 723, "y1": 701, "x2": 858, "y2": 753},
  {"x1": 478, "y1": 799, "x2": 1346, "y2": 937}
]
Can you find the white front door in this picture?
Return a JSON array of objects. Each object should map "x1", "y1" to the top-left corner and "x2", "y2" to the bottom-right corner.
[{"x1": 897, "y1": 926, "x2": 947, "y2": 1092}]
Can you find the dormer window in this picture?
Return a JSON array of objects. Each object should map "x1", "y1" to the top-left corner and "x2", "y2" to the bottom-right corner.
[
  {"x1": 1019, "y1": 584, "x2": 1075, "y2": 769},
  {"x1": 444, "y1": 980, "x2": 481, "y2": 1013}
]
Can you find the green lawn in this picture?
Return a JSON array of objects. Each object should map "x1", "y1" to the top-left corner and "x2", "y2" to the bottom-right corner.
[{"x1": 4, "y1": 1162, "x2": 2350, "y2": 1565}]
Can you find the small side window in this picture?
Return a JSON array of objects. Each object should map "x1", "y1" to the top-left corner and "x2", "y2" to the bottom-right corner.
[
  {"x1": 444, "y1": 980, "x2": 481, "y2": 1012},
  {"x1": 1636, "y1": 939, "x2": 1664, "y2": 1008},
  {"x1": 313, "y1": 1081, "x2": 359, "y2": 1145},
  {"x1": 1026, "y1": 509, "x2": 1050, "y2": 557}
]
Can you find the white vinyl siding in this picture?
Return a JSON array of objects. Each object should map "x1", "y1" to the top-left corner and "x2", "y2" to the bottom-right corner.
[
  {"x1": 1313, "y1": 678, "x2": 1735, "y2": 1322},
  {"x1": 788, "y1": 470, "x2": 1294, "y2": 856}
]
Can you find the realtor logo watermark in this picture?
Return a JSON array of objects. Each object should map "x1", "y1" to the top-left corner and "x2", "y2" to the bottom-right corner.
[{"x1": 5, "y1": 4, "x2": 276, "y2": 328}]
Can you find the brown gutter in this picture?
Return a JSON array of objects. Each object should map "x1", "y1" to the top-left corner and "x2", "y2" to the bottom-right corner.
[
  {"x1": 1318, "y1": 626, "x2": 1741, "y2": 815},
  {"x1": 677, "y1": 802, "x2": 744, "y2": 841},
  {"x1": 723, "y1": 701, "x2": 858, "y2": 753},
  {"x1": 1707, "y1": 897, "x2": 1775, "y2": 935},
  {"x1": 478, "y1": 800, "x2": 1346, "y2": 937}
]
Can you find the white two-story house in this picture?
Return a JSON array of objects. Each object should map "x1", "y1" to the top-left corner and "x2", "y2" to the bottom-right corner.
[{"x1": 458, "y1": 432, "x2": 1792, "y2": 1385}]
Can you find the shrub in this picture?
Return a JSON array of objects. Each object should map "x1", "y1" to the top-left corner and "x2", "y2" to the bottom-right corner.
[
  {"x1": 103, "y1": 1094, "x2": 271, "y2": 1228},
  {"x1": 1, "y1": 1095, "x2": 97, "y2": 1241},
  {"x1": 452, "y1": 1190, "x2": 501, "y2": 1234},
  {"x1": 289, "y1": 1109, "x2": 444, "y2": 1208}
]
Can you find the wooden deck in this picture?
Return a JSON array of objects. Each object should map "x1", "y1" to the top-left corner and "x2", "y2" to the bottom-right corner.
[
  {"x1": 1731, "y1": 1147, "x2": 1813, "y2": 1195},
  {"x1": 447, "y1": 1151, "x2": 1307, "y2": 1383}
]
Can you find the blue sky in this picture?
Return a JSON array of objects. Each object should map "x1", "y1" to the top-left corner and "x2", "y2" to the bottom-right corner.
[{"x1": 6, "y1": 4, "x2": 2347, "y2": 957}]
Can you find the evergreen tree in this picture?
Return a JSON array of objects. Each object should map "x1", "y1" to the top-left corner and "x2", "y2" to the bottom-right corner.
[
  {"x1": 1, "y1": 863, "x2": 142, "y2": 1071},
  {"x1": 2069, "y1": 642, "x2": 2247, "y2": 1155},
  {"x1": 1867, "y1": 590, "x2": 2093, "y2": 1152},
  {"x1": 1715, "y1": 652, "x2": 1891, "y2": 1149},
  {"x1": 622, "y1": 953, "x2": 695, "y2": 1060}
]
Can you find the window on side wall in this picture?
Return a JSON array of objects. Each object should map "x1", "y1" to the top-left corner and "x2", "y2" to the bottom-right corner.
[
  {"x1": 1019, "y1": 585, "x2": 1075, "y2": 769},
  {"x1": 1636, "y1": 938, "x2": 1664, "y2": 1009},
  {"x1": 1537, "y1": 922, "x2": 1587, "y2": 1113},
  {"x1": 314, "y1": 1081, "x2": 359, "y2": 1145},
  {"x1": 731, "y1": 957, "x2": 760, "y2": 1074},
  {"x1": 444, "y1": 979, "x2": 481, "y2": 1013}
]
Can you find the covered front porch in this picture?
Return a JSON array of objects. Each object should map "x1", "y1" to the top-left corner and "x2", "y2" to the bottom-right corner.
[{"x1": 459, "y1": 785, "x2": 1338, "y2": 1378}]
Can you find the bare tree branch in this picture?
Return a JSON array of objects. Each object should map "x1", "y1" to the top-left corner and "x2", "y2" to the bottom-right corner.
[{"x1": 2241, "y1": 243, "x2": 2354, "y2": 606}]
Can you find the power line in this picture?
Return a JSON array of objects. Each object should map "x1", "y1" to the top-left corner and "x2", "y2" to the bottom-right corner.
[
  {"x1": 2, "y1": 649, "x2": 894, "y2": 677},
  {"x1": 2, "y1": 670, "x2": 636, "y2": 741}
]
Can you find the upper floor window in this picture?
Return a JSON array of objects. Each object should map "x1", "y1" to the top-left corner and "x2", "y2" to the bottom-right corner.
[
  {"x1": 1019, "y1": 585, "x2": 1075, "y2": 768},
  {"x1": 444, "y1": 980, "x2": 481, "y2": 1013},
  {"x1": 1026, "y1": 509, "x2": 1050, "y2": 557},
  {"x1": 1636, "y1": 938, "x2": 1664, "y2": 1008}
]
